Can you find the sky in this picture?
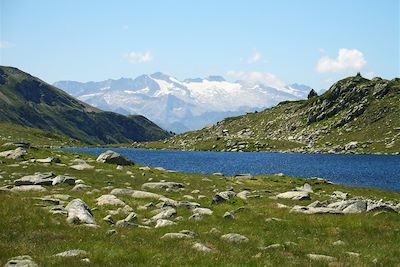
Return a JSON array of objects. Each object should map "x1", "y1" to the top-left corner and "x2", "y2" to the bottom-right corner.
[{"x1": 0, "y1": 0, "x2": 399, "y2": 90}]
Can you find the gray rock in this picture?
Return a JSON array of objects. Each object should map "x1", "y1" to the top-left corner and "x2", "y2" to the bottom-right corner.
[
  {"x1": 151, "y1": 207, "x2": 176, "y2": 221},
  {"x1": 212, "y1": 191, "x2": 236, "y2": 204},
  {"x1": 0, "y1": 147, "x2": 27, "y2": 159},
  {"x1": 71, "y1": 184, "x2": 91, "y2": 191},
  {"x1": 96, "y1": 150, "x2": 133, "y2": 165},
  {"x1": 161, "y1": 232, "x2": 193, "y2": 239},
  {"x1": 155, "y1": 219, "x2": 176, "y2": 228},
  {"x1": 290, "y1": 205, "x2": 342, "y2": 215},
  {"x1": 4, "y1": 255, "x2": 38, "y2": 267},
  {"x1": 192, "y1": 208, "x2": 213, "y2": 215},
  {"x1": 296, "y1": 183, "x2": 313, "y2": 193},
  {"x1": 331, "y1": 191, "x2": 348, "y2": 199},
  {"x1": 342, "y1": 200, "x2": 367, "y2": 214},
  {"x1": 141, "y1": 182, "x2": 184, "y2": 191},
  {"x1": 276, "y1": 191, "x2": 310, "y2": 200},
  {"x1": 333, "y1": 240, "x2": 346, "y2": 246},
  {"x1": 221, "y1": 233, "x2": 249, "y2": 243},
  {"x1": 192, "y1": 242, "x2": 214, "y2": 253},
  {"x1": 259, "y1": 244, "x2": 283, "y2": 250},
  {"x1": 110, "y1": 188, "x2": 135, "y2": 196},
  {"x1": 36, "y1": 156, "x2": 61, "y2": 164},
  {"x1": 65, "y1": 199, "x2": 96, "y2": 225},
  {"x1": 188, "y1": 213, "x2": 203, "y2": 221},
  {"x1": 53, "y1": 249, "x2": 88, "y2": 258},
  {"x1": 234, "y1": 174, "x2": 253, "y2": 180},
  {"x1": 237, "y1": 190, "x2": 251, "y2": 200},
  {"x1": 223, "y1": 211, "x2": 235, "y2": 219},
  {"x1": 131, "y1": 190, "x2": 164, "y2": 199},
  {"x1": 307, "y1": 254, "x2": 336, "y2": 262},
  {"x1": 96, "y1": 194, "x2": 126, "y2": 206},
  {"x1": 10, "y1": 185, "x2": 47, "y2": 192},
  {"x1": 103, "y1": 214, "x2": 114, "y2": 224},
  {"x1": 52, "y1": 175, "x2": 76, "y2": 186},
  {"x1": 70, "y1": 162, "x2": 94, "y2": 170},
  {"x1": 14, "y1": 172, "x2": 55, "y2": 186}
]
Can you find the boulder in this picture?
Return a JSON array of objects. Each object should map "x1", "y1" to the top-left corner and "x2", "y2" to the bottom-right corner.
[
  {"x1": 0, "y1": 147, "x2": 27, "y2": 159},
  {"x1": 53, "y1": 249, "x2": 88, "y2": 258},
  {"x1": 276, "y1": 191, "x2": 310, "y2": 200},
  {"x1": 36, "y1": 156, "x2": 61, "y2": 164},
  {"x1": 65, "y1": 199, "x2": 96, "y2": 225},
  {"x1": 307, "y1": 254, "x2": 336, "y2": 262},
  {"x1": 51, "y1": 175, "x2": 76, "y2": 186},
  {"x1": 212, "y1": 191, "x2": 236, "y2": 204},
  {"x1": 296, "y1": 183, "x2": 313, "y2": 193},
  {"x1": 10, "y1": 185, "x2": 47, "y2": 192},
  {"x1": 331, "y1": 191, "x2": 348, "y2": 199},
  {"x1": 290, "y1": 205, "x2": 342, "y2": 215},
  {"x1": 110, "y1": 188, "x2": 135, "y2": 196},
  {"x1": 237, "y1": 190, "x2": 251, "y2": 200},
  {"x1": 70, "y1": 163, "x2": 94, "y2": 170},
  {"x1": 221, "y1": 233, "x2": 249, "y2": 243},
  {"x1": 14, "y1": 172, "x2": 55, "y2": 186},
  {"x1": 161, "y1": 232, "x2": 193, "y2": 239},
  {"x1": 131, "y1": 190, "x2": 164, "y2": 199},
  {"x1": 96, "y1": 194, "x2": 126, "y2": 206},
  {"x1": 192, "y1": 208, "x2": 213, "y2": 216},
  {"x1": 342, "y1": 200, "x2": 367, "y2": 214},
  {"x1": 141, "y1": 182, "x2": 184, "y2": 191},
  {"x1": 155, "y1": 219, "x2": 176, "y2": 228},
  {"x1": 4, "y1": 255, "x2": 38, "y2": 267},
  {"x1": 151, "y1": 207, "x2": 176, "y2": 221},
  {"x1": 96, "y1": 150, "x2": 133, "y2": 165},
  {"x1": 192, "y1": 242, "x2": 214, "y2": 253}
]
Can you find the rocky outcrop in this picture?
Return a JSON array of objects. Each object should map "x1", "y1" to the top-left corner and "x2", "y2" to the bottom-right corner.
[{"x1": 0, "y1": 147, "x2": 27, "y2": 159}]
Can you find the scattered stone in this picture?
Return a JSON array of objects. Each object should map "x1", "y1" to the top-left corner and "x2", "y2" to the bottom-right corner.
[
  {"x1": 234, "y1": 174, "x2": 253, "y2": 180},
  {"x1": 71, "y1": 184, "x2": 91, "y2": 191},
  {"x1": 10, "y1": 185, "x2": 47, "y2": 192},
  {"x1": 53, "y1": 249, "x2": 88, "y2": 258},
  {"x1": 276, "y1": 203, "x2": 289, "y2": 209},
  {"x1": 342, "y1": 200, "x2": 367, "y2": 214},
  {"x1": 192, "y1": 208, "x2": 213, "y2": 216},
  {"x1": 333, "y1": 240, "x2": 345, "y2": 246},
  {"x1": 209, "y1": 228, "x2": 221, "y2": 235},
  {"x1": 192, "y1": 242, "x2": 214, "y2": 253},
  {"x1": 14, "y1": 172, "x2": 55, "y2": 186},
  {"x1": 4, "y1": 255, "x2": 38, "y2": 267},
  {"x1": 188, "y1": 213, "x2": 203, "y2": 221},
  {"x1": 212, "y1": 191, "x2": 236, "y2": 204},
  {"x1": 70, "y1": 162, "x2": 94, "y2": 170},
  {"x1": 259, "y1": 244, "x2": 283, "y2": 250},
  {"x1": 346, "y1": 252, "x2": 360, "y2": 257},
  {"x1": 141, "y1": 182, "x2": 184, "y2": 191},
  {"x1": 106, "y1": 229, "x2": 117, "y2": 235},
  {"x1": 276, "y1": 191, "x2": 310, "y2": 200},
  {"x1": 307, "y1": 254, "x2": 336, "y2": 262},
  {"x1": 103, "y1": 214, "x2": 114, "y2": 224},
  {"x1": 223, "y1": 211, "x2": 235, "y2": 219},
  {"x1": 155, "y1": 219, "x2": 176, "y2": 228},
  {"x1": 0, "y1": 147, "x2": 27, "y2": 159},
  {"x1": 296, "y1": 183, "x2": 313, "y2": 193},
  {"x1": 161, "y1": 232, "x2": 193, "y2": 239},
  {"x1": 52, "y1": 175, "x2": 76, "y2": 186},
  {"x1": 116, "y1": 165, "x2": 123, "y2": 170},
  {"x1": 237, "y1": 190, "x2": 251, "y2": 200},
  {"x1": 96, "y1": 194, "x2": 126, "y2": 206},
  {"x1": 331, "y1": 191, "x2": 348, "y2": 199},
  {"x1": 65, "y1": 199, "x2": 96, "y2": 225},
  {"x1": 290, "y1": 205, "x2": 342, "y2": 215},
  {"x1": 151, "y1": 207, "x2": 177, "y2": 221},
  {"x1": 36, "y1": 156, "x2": 61, "y2": 164},
  {"x1": 221, "y1": 233, "x2": 249, "y2": 243},
  {"x1": 96, "y1": 150, "x2": 133, "y2": 165}
]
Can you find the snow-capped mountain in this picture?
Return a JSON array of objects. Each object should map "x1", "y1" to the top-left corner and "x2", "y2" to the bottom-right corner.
[{"x1": 54, "y1": 73, "x2": 312, "y2": 133}]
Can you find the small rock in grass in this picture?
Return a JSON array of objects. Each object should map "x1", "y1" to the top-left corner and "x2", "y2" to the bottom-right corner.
[{"x1": 221, "y1": 233, "x2": 249, "y2": 243}]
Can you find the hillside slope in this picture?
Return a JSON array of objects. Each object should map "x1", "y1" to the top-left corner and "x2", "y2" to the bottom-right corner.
[
  {"x1": 0, "y1": 66, "x2": 171, "y2": 144},
  {"x1": 141, "y1": 74, "x2": 400, "y2": 154}
]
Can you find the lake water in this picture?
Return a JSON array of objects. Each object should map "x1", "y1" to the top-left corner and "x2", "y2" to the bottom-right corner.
[{"x1": 60, "y1": 148, "x2": 400, "y2": 192}]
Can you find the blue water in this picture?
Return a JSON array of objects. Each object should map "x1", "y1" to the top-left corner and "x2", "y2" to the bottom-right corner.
[{"x1": 60, "y1": 148, "x2": 400, "y2": 191}]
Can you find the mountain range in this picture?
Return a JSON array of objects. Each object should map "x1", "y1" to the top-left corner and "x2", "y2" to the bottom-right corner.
[
  {"x1": 54, "y1": 73, "x2": 312, "y2": 133},
  {"x1": 0, "y1": 66, "x2": 171, "y2": 144}
]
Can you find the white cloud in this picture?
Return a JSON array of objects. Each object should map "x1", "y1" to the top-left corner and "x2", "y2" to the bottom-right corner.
[
  {"x1": 125, "y1": 51, "x2": 153, "y2": 63},
  {"x1": 316, "y1": 48, "x2": 367, "y2": 73},
  {"x1": 247, "y1": 50, "x2": 263, "y2": 64},
  {"x1": 227, "y1": 70, "x2": 286, "y2": 89},
  {"x1": 364, "y1": 71, "x2": 375, "y2": 79},
  {"x1": 0, "y1": 41, "x2": 15, "y2": 49}
]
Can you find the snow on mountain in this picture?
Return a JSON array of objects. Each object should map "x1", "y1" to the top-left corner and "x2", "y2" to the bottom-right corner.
[{"x1": 54, "y1": 73, "x2": 312, "y2": 133}]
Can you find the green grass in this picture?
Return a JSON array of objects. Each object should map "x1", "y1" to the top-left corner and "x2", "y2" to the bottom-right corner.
[{"x1": 0, "y1": 144, "x2": 399, "y2": 266}]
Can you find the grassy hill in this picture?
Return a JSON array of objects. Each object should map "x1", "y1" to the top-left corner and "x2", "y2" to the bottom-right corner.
[
  {"x1": 139, "y1": 74, "x2": 400, "y2": 154},
  {"x1": 0, "y1": 66, "x2": 171, "y2": 144}
]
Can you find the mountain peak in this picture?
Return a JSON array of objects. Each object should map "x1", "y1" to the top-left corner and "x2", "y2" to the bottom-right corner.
[{"x1": 150, "y1": 72, "x2": 171, "y2": 81}]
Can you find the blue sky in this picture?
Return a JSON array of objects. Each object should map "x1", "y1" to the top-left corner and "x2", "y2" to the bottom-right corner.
[{"x1": 0, "y1": 0, "x2": 399, "y2": 90}]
